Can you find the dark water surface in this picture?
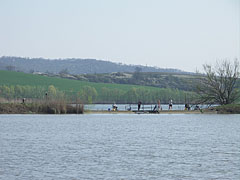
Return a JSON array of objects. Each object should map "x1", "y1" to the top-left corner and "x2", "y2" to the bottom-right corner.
[{"x1": 0, "y1": 114, "x2": 239, "y2": 180}]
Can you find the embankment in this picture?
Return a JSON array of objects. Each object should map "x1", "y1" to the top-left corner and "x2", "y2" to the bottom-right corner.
[{"x1": 0, "y1": 103, "x2": 83, "y2": 114}]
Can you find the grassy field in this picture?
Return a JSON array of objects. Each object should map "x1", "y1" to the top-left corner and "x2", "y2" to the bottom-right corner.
[
  {"x1": 0, "y1": 70, "x2": 197, "y2": 103},
  {"x1": 0, "y1": 70, "x2": 162, "y2": 93}
]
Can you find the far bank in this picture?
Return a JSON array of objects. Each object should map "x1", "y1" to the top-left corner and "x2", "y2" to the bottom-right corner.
[{"x1": 1, "y1": 103, "x2": 240, "y2": 114}]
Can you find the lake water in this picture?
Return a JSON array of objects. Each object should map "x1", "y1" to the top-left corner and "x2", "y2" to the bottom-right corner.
[{"x1": 0, "y1": 114, "x2": 239, "y2": 180}]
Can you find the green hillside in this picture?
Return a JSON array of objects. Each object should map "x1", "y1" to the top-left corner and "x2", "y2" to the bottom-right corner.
[
  {"x1": 0, "y1": 70, "x2": 195, "y2": 103},
  {"x1": 0, "y1": 70, "x2": 159, "y2": 92}
]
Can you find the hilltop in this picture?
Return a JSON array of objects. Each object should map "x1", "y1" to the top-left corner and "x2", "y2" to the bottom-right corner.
[
  {"x1": 0, "y1": 56, "x2": 200, "y2": 92},
  {"x1": 0, "y1": 56, "x2": 189, "y2": 75}
]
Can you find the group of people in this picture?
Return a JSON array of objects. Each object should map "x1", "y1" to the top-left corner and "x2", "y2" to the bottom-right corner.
[
  {"x1": 139, "y1": 99, "x2": 173, "y2": 111},
  {"x1": 109, "y1": 100, "x2": 202, "y2": 111},
  {"x1": 111, "y1": 99, "x2": 174, "y2": 112}
]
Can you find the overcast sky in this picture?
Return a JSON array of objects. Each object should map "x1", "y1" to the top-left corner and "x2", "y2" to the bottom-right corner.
[{"x1": 0, "y1": 0, "x2": 239, "y2": 72}]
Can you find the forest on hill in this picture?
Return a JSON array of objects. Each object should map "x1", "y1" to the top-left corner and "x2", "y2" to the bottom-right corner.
[{"x1": 74, "y1": 72, "x2": 201, "y2": 91}]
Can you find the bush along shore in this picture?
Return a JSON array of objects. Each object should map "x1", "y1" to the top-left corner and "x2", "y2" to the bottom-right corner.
[
  {"x1": 0, "y1": 102, "x2": 84, "y2": 114},
  {"x1": 214, "y1": 104, "x2": 240, "y2": 114}
]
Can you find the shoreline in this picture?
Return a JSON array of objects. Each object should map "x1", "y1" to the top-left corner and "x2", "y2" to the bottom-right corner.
[
  {"x1": 0, "y1": 109, "x2": 217, "y2": 114},
  {"x1": 84, "y1": 110, "x2": 217, "y2": 114},
  {"x1": 1, "y1": 103, "x2": 240, "y2": 114}
]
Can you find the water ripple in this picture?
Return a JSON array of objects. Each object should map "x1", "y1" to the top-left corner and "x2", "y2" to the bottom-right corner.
[{"x1": 0, "y1": 114, "x2": 240, "y2": 180}]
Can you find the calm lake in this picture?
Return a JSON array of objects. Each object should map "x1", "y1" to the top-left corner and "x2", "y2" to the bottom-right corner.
[{"x1": 0, "y1": 114, "x2": 239, "y2": 180}]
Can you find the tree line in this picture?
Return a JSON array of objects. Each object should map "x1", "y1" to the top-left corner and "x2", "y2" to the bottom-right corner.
[{"x1": 0, "y1": 85, "x2": 195, "y2": 104}]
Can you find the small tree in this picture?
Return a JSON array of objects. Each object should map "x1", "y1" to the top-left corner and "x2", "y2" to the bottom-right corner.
[
  {"x1": 6, "y1": 65, "x2": 16, "y2": 71},
  {"x1": 78, "y1": 86, "x2": 98, "y2": 104},
  {"x1": 48, "y1": 85, "x2": 57, "y2": 98},
  {"x1": 197, "y1": 60, "x2": 240, "y2": 105},
  {"x1": 59, "y1": 68, "x2": 69, "y2": 76},
  {"x1": 124, "y1": 88, "x2": 138, "y2": 103}
]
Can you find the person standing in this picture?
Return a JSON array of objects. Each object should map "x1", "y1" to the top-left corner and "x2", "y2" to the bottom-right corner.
[
  {"x1": 112, "y1": 103, "x2": 118, "y2": 111},
  {"x1": 169, "y1": 99, "x2": 173, "y2": 110},
  {"x1": 158, "y1": 100, "x2": 161, "y2": 111},
  {"x1": 138, "y1": 101, "x2": 142, "y2": 111}
]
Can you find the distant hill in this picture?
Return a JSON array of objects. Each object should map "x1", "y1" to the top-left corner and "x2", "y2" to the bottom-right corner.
[{"x1": 0, "y1": 56, "x2": 190, "y2": 75}]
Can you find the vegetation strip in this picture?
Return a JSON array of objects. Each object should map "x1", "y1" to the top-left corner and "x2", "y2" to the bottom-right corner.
[{"x1": 0, "y1": 70, "x2": 195, "y2": 104}]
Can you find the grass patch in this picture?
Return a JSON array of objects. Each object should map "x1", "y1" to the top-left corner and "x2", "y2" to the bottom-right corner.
[{"x1": 0, "y1": 70, "x2": 161, "y2": 93}]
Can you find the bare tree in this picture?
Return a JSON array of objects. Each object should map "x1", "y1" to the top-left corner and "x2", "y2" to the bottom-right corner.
[
  {"x1": 59, "y1": 68, "x2": 69, "y2": 75},
  {"x1": 133, "y1": 67, "x2": 142, "y2": 80},
  {"x1": 6, "y1": 65, "x2": 16, "y2": 71},
  {"x1": 197, "y1": 59, "x2": 240, "y2": 105}
]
